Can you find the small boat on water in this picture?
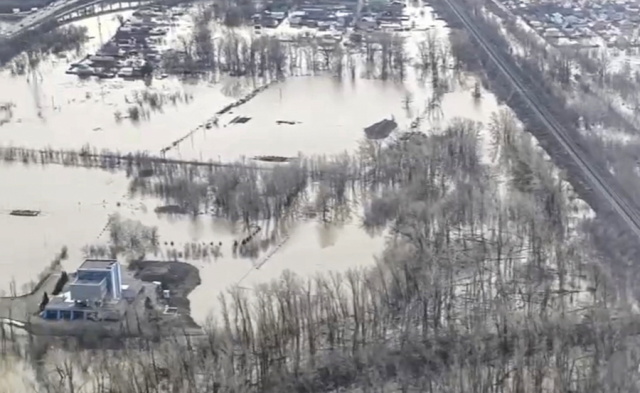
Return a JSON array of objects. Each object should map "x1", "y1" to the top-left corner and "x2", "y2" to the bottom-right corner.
[{"x1": 364, "y1": 117, "x2": 398, "y2": 140}]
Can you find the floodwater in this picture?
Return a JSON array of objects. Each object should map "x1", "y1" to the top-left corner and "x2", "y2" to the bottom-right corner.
[
  {"x1": 0, "y1": 6, "x2": 519, "y2": 393},
  {"x1": 95, "y1": 192, "x2": 388, "y2": 324},
  {"x1": 0, "y1": 158, "x2": 388, "y2": 325},
  {"x1": 0, "y1": 163, "x2": 130, "y2": 293},
  {"x1": 0, "y1": 6, "x2": 500, "y2": 160},
  {"x1": 0, "y1": 355, "x2": 37, "y2": 393},
  {"x1": 0, "y1": 11, "x2": 244, "y2": 155},
  {"x1": 0, "y1": 4, "x2": 504, "y2": 324},
  {"x1": 0, "y1": 4, "x2": 604, "y2": 393},
  {"x1": 168, "y1": 74, "x2": 500, "y2": 161}
]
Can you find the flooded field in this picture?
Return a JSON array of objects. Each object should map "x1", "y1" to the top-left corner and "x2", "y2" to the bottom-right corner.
[
  {"x1": 100, "y1": 194, "x2": 387, "y2": 323},
  {"x1": 0, "y1": 2, "x2": 616, "y2": 392},
  {"x1": 0, "y1": 5, "x2": 499, "y2": 159},
  {"x1": 168, "y1": 74, "x2": 499, "y2": 161},
  {"x1": 0, "y1": 2, "x2": 505, "y2": 328},
  {"x1": 0, "y1": 12, "x2": 250, "y2": 154},
  {"x1": 0, "y1": 160, "x2": 389, "y2": 324},
  {"x1": 0, "y1": 164, "x2": 129, "y2": 293}
]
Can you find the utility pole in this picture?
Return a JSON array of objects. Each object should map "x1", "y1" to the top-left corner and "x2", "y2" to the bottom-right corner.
[
  {"x1": 97, "y1": 6, "x2": 103, "y2": 47},
  {"x1": 356, "y1": 0, "x2": 364, "y2": 26}
]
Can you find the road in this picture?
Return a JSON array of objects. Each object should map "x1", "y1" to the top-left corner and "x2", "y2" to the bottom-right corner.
[
  {"x1": 440, "y1": 0, "x2": 640, "y2": 241},
  {"x1": 1, "y1": 1, "x2": 69, "y2": 38},
  {"x1": 0, "y1": 0, "x2": 103, "y2": 40}
]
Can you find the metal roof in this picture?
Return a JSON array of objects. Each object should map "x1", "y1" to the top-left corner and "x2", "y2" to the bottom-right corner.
[
  {"x1": 72, "y1": 277, "x2": 107, "y2": 286},
  {"x1": 78, "y1": 259, "x2": 117, "y2": 271}
]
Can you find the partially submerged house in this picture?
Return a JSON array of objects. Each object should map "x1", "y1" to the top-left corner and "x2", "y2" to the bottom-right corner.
[{"x1": 41, "y1": 259, "x2": 131, "y2": 321}]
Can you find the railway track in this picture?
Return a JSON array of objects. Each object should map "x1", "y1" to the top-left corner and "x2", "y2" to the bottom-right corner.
[{"x1": 440, "y1": 0, "x2": 640, "y2": 240}]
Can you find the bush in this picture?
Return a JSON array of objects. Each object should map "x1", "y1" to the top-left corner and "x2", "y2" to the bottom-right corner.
[{"x1": 51, "y1": 271, "x2": 68, "y2": 295}]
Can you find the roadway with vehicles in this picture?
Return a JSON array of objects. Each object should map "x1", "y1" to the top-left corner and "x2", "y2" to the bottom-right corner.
[
  {"x1": 440, "y1": 0, "x2": 640, "y2": 241},
  {"x1": 0, "y1": 0, "x2": 119, "y2": 40},
  {"x1": 0, "y1": 0, "x2": 73, "y2": 38}
]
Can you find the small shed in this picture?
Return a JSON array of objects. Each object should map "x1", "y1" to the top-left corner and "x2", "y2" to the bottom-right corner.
[{"x1": 364, "y1": 117, "x2": 398, "y2": 140}]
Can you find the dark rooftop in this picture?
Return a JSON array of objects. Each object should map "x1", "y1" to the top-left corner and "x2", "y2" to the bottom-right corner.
[
  {"x1": 78, "y1": 259, "x2": 118, "y2": 271},
  {"x1": 73, "y1": 277, "x2": 107, "y2": 286},
  {"x1": 364, "y1": 118, "x2": 398, "y2": 140}
]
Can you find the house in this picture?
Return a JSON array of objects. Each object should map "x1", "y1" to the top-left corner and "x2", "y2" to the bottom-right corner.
[
  {"x1": 626, "y1": 5, "x2": 639, "y2": 13},
  {"x1": 544, "y1": 27, "x2": 564, "y2": 38},
  {"x1": 357, "y1": 16, "x2": 378, "y2": 29},
  {"x1": 365, "y1": 118, "x2": 398, "y2": 139},
  {"x1": 549, "y1": 12, "x2": 564, "y2": 25},
  {"x1": 619, "y1": 19, "x2": 635, "y2": 33},
  {"x1": 289, "y1": 10, "x2": 306, "y2": 24},
  {"x1": 611, "y1": 35, "x2": 629, "y2": 47},
  {"x1": 73, "y1": 64, "x2": 95, "y2": 76},
  {"x1": 41, "y1": 259, "x2": 124, "y2": 321},
  {"x1": 269, "y1": 10, "x2": 287, "y2": 19},
  {"x1": 564, "y1": 15, "x2": 587, "y2": 27},
  {"x1": 89, "y1": 55, "x2": 118, "y2": 68},
  {"x1": 530, "y1": 20, "x2": 544, "y2": 28}
]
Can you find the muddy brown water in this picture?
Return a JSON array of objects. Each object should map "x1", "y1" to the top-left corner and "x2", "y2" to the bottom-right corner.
[
  {"x1": 0, "y1": 8, "x2": 515, "y2": 393},
  {"x1": 0, "y1": 5, "x2": 502, "y2": 329}
]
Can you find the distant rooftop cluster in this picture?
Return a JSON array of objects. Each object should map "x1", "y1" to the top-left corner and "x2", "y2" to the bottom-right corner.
[
  {"x1": 67, "y1": 5, "x2": 183, "y2": 79},
  {"x1": 254, "y1": 0, "x2": 412, "y2": 32},
  {"x1": 505, "y1": 0, "x2": 640, "y2": 47}
]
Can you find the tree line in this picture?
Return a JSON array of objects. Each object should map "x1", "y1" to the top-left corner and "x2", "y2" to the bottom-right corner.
[
  {"x1": 0, "y1": 114, "x2": 633, "y2": 392},
  {"x1": 0, "y1": 23, "x2": 88, "y2": 71}
]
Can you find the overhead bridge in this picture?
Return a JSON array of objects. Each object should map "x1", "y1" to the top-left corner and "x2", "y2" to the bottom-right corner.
[
  {"x1": 3, "y1": 0, "x2": 157, "y2": 40},
  {"x1": 54, "y1": 0, "x2": 153, "y2": 25}
]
